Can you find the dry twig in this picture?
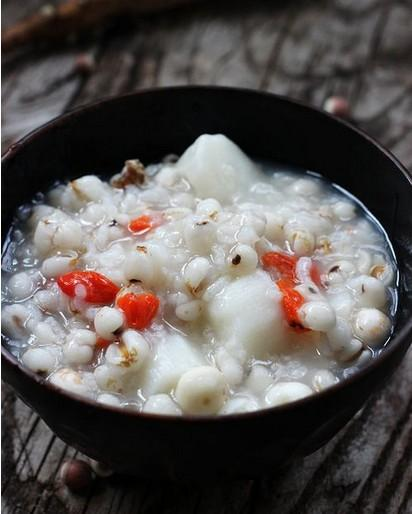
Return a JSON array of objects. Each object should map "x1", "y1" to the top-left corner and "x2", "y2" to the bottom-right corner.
[{"x1": 2, "y1": 0, "x2": 202, "y2": 52}]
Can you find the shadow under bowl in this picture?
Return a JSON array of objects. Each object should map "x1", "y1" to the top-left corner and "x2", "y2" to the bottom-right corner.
[{"x1": 2, "y1": 86, "x2": 412, "y2": 479}]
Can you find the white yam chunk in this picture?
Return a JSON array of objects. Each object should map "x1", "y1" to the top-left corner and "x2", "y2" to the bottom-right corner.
[
  {"x1": 208, "y1": 271, "x2": 284, "y2": 359},
  {"x1": 176, "y1": 134, "x2": 260, "y2": 203},
  {"x1": 141, "y1": 334, "x2": 204, "y2": 396}
]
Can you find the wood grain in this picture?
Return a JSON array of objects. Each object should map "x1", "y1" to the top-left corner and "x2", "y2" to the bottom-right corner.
[{"x1": 2, "y1": 0, "x2": 412, "y2": 512}]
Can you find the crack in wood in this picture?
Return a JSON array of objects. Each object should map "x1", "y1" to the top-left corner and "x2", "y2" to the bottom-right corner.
[{"x1": 354, "y1": 396, "x2": 412, "y2": 511}]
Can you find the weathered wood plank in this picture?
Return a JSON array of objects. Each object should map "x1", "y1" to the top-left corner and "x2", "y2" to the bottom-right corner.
[
  {"x1": 2, "y1": 0, "x2": 412, "y2": 513},
  {"x1": 1, "y1": 0, "x2": 101, "y2": 152}
]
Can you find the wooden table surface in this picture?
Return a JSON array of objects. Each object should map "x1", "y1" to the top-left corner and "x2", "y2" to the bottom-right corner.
[{"x1": 2, "y1": 0, "x2": 412, "y2": 512}]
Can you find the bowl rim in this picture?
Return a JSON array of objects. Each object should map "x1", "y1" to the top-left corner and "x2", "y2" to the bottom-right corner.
[{"x1": 2, "y1": 84, "x2": 412, "y2": 423}]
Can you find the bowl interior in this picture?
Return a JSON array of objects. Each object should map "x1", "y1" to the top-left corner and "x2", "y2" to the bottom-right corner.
[{"x1": 2, "y1": 86, "x2": 412, "y2": 390}]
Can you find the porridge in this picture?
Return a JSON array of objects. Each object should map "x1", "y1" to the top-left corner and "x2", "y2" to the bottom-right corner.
[{"x1": 1, "y1": 134, "x2": 397, "y2": 415}]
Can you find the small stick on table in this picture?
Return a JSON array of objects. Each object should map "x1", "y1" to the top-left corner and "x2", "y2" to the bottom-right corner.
[{"x1": 2, "y1": 0, "x2": 202, "y2": 53}]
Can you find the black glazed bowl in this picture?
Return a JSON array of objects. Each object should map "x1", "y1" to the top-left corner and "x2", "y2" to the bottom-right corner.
[{"x1": 2, "y1": 87, "x2": 412, "y2": 479}]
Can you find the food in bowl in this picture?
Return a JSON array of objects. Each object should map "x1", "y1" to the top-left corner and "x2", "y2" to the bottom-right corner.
[{"x1": 2, "y1": 134, "x2": 397, "y2": 415}]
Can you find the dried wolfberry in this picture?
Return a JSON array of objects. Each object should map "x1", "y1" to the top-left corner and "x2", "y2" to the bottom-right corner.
[
  {"x1": 261, "y1": 252, "x2": 298, "y2": 282},
  {"x1": 128, "y1": 215, "x2": 153, "y2": 234},
  {"x1": 95, "y1": 337, "x2": 111, "y2": 350},
  {"x1": 276, "y1": 278, "x2": 308, "y2": 332},
  {"x1": 310, "y1": 262, "x2": 322, "y2": 288},
  {"x1": 57, "y1": 271, "x2": 120, "y2": 304},
  {"x1": 117, "y1": 292, "x2": 159, "y2": 330}
]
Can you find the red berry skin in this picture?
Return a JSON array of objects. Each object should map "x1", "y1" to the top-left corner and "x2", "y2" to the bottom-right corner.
[
  {"x1": 57, "y1": 271, "x2": 120, "y2": 304},
  {"x1": 117, "y1": 292, "x2": 159, "y2": 330}
]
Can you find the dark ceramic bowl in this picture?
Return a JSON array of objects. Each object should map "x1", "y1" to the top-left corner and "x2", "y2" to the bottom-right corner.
[{"x1": 2, "y1": 87, "x2": 412, "y2": 479}]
